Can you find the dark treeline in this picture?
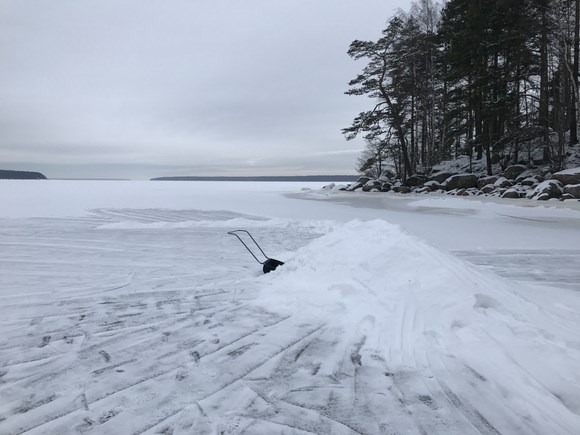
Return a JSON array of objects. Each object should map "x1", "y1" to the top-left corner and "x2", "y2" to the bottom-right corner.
[
  {"x1": 344, "y1": 0, "x2": 580, "y2": 181},
  {"x1": 0, "y1": 169, "x2": 47, "y2": 180},
  {"x1": 151, "y1": 175, "x2": 358, "y2": 182}
]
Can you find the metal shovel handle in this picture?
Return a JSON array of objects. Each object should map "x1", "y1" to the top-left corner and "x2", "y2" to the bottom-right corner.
[{"x1": 227, "y1": 230, "x2": 269, "y2": 264}]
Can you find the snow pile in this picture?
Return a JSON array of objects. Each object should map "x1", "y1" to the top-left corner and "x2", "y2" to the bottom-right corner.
[{"x1": 255, "y1": 220, "x2": 580, "y2": 433}]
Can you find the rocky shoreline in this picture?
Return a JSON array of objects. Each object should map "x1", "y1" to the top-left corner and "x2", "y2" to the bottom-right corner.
[{"x1": 326, "y1": 164, "x2": 580, "y2": 202}]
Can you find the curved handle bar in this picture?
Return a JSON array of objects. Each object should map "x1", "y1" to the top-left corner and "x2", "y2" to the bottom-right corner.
[{"x1": 227, "y1": 230, "x2": 269, "y2": 264}]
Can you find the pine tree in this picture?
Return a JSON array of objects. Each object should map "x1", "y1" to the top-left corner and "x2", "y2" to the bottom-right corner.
[{"x1": 343, "y1": 16, "x2": 413, "y2": 180}]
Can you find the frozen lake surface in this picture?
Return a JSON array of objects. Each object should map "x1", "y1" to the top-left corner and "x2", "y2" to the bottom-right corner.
[
  {"x1": 455, "y1": 249, "x2": 580, "y2": 292},
  {"x1": 1, "y1": 181, "x2": 579, "y2": 434}
]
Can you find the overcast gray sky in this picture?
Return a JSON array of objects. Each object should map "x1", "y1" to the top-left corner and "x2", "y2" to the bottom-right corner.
[{"x1": 0, "y1": 0, "x2": 410, "y2": 179}]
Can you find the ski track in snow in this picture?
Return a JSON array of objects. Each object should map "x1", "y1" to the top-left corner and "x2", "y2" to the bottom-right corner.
[{"x1": 1, "y1": 208, "x2": 579, "y2": 434}]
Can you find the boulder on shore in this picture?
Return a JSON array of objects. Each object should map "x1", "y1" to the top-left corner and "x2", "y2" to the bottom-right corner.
[
  {"x1": 346, "y1": 182, "x2": 363, "y2": 191},
  {"x1": 502, "y1": 165, "x2": 527, "y2": 180},
  {"x1": 563, "y1": 184, "x2": 580, "y2": 199},
  {"x1": 521, "y1": 176, "x2": 541, "y2": 186},
  {"x1": 430, "y1": 171, "x2": 454, "y2": 184},
  {"x1": 515, "y1": 170, "x2": 543, "y2": 184},
  {"x1": 481, "y1": 184, "x2": 495, "y2": 194},
  {"x1": 362, "y1": 180, "x2": 381, "y2": 192},
  {"x1": 501, "y1": 188, "x2": 521, "y2": 199},
  {"x1": 406, "y1": 175, "x2": 428, "y2": 187},
  {"x1": 551, "y1": 167, "x2": 580, "y2": 185},
  {"x1": 529, "y1": 180, "x2": 563, "y2": 200},
  {"x1": 477, "y1": 175, "x2": 499, "y2": 189},
  {"x1": 493, "y1": 177, "x2": 512, "y2": 189},
  {"x1": 380, "y1": 182, "x2": 392, "y2": 192},
  {"x1": 444, "y1": 174, "x2": 478, "y2": 190},
  {"x1": 424, "y1": 180, "x2": 442, "y2": 191}
]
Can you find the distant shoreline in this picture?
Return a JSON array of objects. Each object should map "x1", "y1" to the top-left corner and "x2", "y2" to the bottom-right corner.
[
  {"x1": 0, "y1": 169, "x2": 47, "y2": 180},
  {"x1": 151, "y1": 175, "x2": 357, "y2": 182},
  {"x1": 50, "y1": 178, "x2": 131, "y2": 181}
]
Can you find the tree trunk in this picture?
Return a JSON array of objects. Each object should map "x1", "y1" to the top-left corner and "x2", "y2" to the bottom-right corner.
[
  {"x1": 378, "y1": 61, "x2": 412, "y2": 180},
  {"x1": 514, "y1": 63, "x2": 521, "y2": 164},
  {"x1": 485, "y1": 119, "x2": 493, "y2": 176},
  {"x1": 540, "y1": 5, "x2": 550, "y2": 156},
  {"x1": 475, "y1": 93, "x2": 483, "y2": 160},
  {"x1": 410, "y1": 85, "x2": 416, "y2": 170},
  {"x1": 571, "y1": 0, "x2": 580, "y2": 145}
]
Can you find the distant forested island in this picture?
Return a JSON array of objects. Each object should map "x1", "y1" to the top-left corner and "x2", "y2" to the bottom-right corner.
[
  {"x1": 151, "y1": 175, "x2": 357, "y2": 182},
  {"x1": 0, "y1": 169, "x2": 47, "y2": 180}
]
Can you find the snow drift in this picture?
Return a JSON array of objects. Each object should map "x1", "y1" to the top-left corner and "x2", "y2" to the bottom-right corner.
[{"x1": 254, "y1": 220, "x2": 580, "y2": 434}]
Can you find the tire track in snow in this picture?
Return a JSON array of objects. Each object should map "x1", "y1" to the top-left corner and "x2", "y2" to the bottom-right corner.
[
  {"x1": 126, "y1": 324, "x2": 326, "y2": 435},
  {"x1": 6, "y1": 311, "x2": 294, "y2": 434}
]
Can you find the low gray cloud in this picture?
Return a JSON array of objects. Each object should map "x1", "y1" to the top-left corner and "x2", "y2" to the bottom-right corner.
[{"x1": 0, "y1": 0, "x2": 407, "y2": 179}]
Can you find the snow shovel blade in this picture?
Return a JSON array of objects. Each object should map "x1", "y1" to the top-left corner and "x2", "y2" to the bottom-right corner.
[
  {"x1": 227, "y1": 230, "x2": 284, "y2": 274},
  {"x1": 262, "y1": 258, "x2": 284, "y2": 274}
]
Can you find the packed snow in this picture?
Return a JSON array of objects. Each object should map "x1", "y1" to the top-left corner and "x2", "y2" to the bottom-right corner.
[{"x1": 1, "y1": 180, "x2": 579, "y2": 434}]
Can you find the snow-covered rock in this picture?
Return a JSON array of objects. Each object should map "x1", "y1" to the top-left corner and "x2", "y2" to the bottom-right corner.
[
  {"x1": 478, "y1": 175, "x2": 499, "y2": 189},
  {"x1": 529, "y1": 180, "x2": 563, "y2": 200},
  {"x1": 552, "y1": 166, "x2": 580, "y2": 185},
  {"x1": 424, "y1": 180, "x2": 442, "y2": 191},
  {"x1": 521, "y1": 176, "x2": 541, "y2": 186},
  {"x1": 362, "y1": 180, "x2": 381, "y2": 192},
  {"x1": 481, "y1": 184, "x2": 496, "y2": 194},
  {"x1": 501, "y1": 188, "x2": 522, "y2": 199},
  {"x1": 430, "y1": 171, "x2": 454, "y2": 184},
  {"x1": 493, "y1": 177, "x2": 512, "y2": 189},
  {"x1": 561, "y1": 193, "x2": 577, "y2": 201},
  {"x1": 455, "y1": 188, "x2": 471, "y2": 196},
  {"x1": 494, "y1": 188, "x2": 508, "y2": 197},
  {"x1": 406, "y1": 174, "x2": 428, "y2": 187},
  {"x1": 444, "y1": 174, "x2": 478, "y2": 190},
  {"x1": 563, "y1": 184, "x2": 580, "y2": 199},
  {"x1": 535, "y1": 192, "x2": 551, "y2": 201},
  {"x1": 321, "y1": 183, "x2": 347, "y2": 192},
  {"x1": 502, "y1": 164, "x2": 527, "y2": 180},
  {"x1": 346, "y1": 182, "x2": 363, "y2": 191},
  {"x1": 515, "y1": 170, "x2": 543, "y2": 184}
]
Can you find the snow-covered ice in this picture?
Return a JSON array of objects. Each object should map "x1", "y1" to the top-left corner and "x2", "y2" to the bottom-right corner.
[{"x1": 1, "y1": 180, "x2": 580, "y2": 434}]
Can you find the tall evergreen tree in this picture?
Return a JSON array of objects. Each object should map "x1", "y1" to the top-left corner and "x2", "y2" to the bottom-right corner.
[
  {"x1": 346, "y1": 0, "x2": 579, "y2": 179},
  {"x1": 343, "y1": 16, "x2": 413, "y2": 180}
]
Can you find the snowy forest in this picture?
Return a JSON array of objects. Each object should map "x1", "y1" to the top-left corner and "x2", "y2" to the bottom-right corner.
[{"x1": 344, "y1": 0, "x2": 580, "y2": 181}]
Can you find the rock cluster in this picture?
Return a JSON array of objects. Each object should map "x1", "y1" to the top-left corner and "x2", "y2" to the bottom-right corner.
[{"x1": 337, "y1": 165, "x2": 580, "y2": 202}]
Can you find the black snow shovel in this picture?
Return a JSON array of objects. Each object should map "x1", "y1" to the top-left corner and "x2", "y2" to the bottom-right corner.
[{"x1": 227, "y1": 230, "x2": 284, "y2": 274}]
